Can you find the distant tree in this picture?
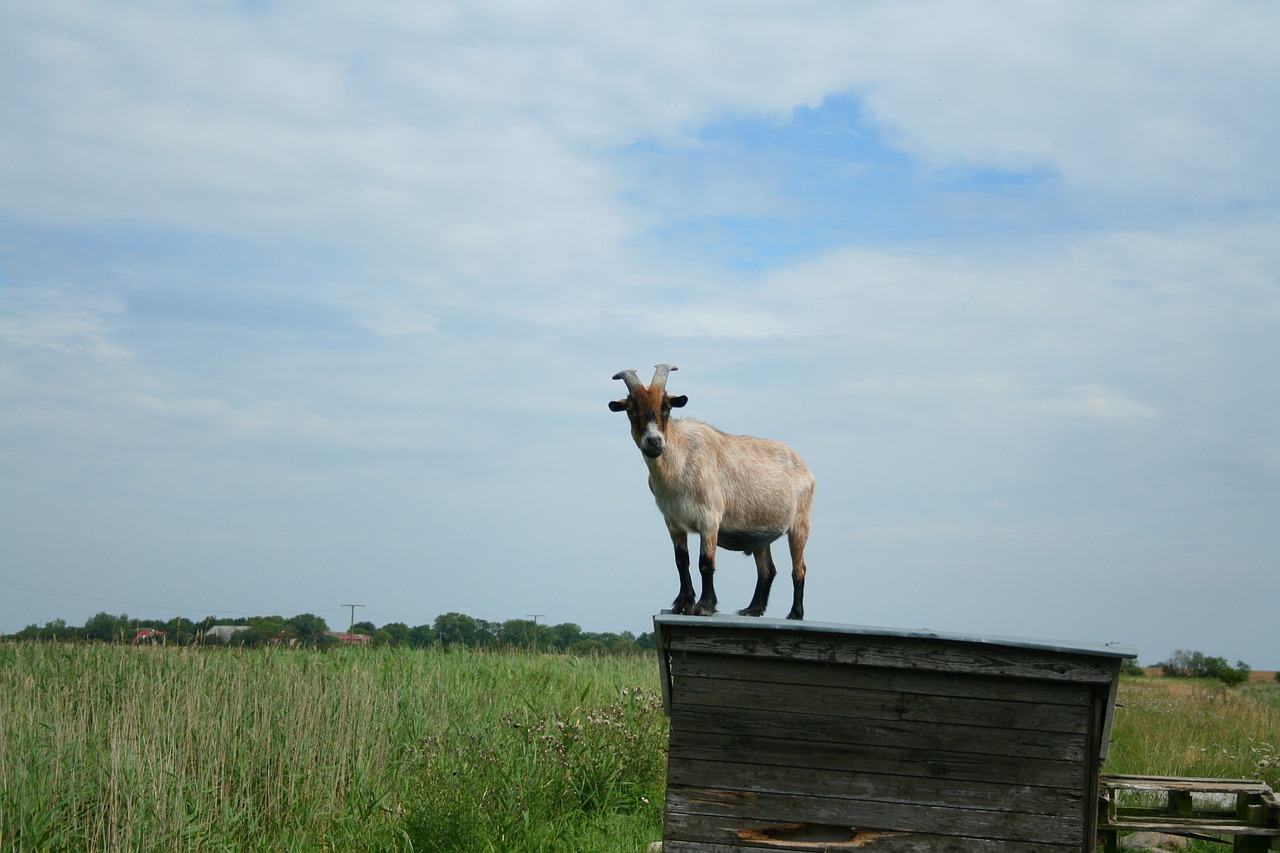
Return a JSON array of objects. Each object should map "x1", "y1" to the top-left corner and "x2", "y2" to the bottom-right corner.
[
  {"x1": 287, "y1": 613, "x2": 330, "y2": 645},
  {"x1": 434, "y1": 612, "x2": 481, "y2": 647},
  {"x1": 582, "y1": 631, "x2": 639, "y2": 653},
  {"x1": 499, "y1": 619, "x2": 538, "y2": 649},
  {"x1": 1162, "y1": 649, "x2": 1201, "y2": 678},
  {"x1": 408, "y1": 623, "x2": 437, "y2": 648},
  {"x1": 164, "y1": 617, "x2": 197, "y2": 645},
  {"x1": 7, "y1": 607, "x2": 660, "y2": 653},
  {"x1": 375, "y1": 622, "x2": 410, "y2": 647},
  {"x1": 547, "y1": 622, "x2": 583, "y2": 652},
  {"x1": 1211, "y1": 659, "x2": 1250, "y2": 686},
  {"x1": 245, "y1": 616, "x2": 293, "y2": 647},
  {"x1": 569, "y1": 639, "x2": 608, "y2": 656},
  {"x1": 1161, "y1": 649, "x2": 1251, "y2": 685},
  {"x1": 15, "y1": 619, "x2": 69, "y2": 642},
  {"x1": 84, "y1": 612, "x2": 130, "y2": 642},
  {"x1": 311, "y1": 631, "x2": 340, "y2": 650}
]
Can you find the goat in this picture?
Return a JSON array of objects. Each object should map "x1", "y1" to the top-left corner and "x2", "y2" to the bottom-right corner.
[{"x1": 609, "y1": 364, "x2": 814, "y2": 619}]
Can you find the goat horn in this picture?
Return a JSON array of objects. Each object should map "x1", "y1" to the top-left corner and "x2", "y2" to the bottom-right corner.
[
  {"x1": 651, "y1": 364, "x2": 678, "y2": 390},
  {"x1": 612, "y1": 369, "x2": 642, "y2": 391}
]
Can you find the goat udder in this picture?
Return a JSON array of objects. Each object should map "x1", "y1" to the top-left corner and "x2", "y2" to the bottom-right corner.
[{"x1": 718, "y1": 528, "x2": 785, "y2": 552}]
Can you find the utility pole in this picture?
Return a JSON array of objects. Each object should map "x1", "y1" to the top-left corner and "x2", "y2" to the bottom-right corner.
[
  {"x1": 341, "y1": 604, "x2": 365, "y2": 634},
  {"x1": 526, "y1": 614, "x2": 545, "y2": 653}
]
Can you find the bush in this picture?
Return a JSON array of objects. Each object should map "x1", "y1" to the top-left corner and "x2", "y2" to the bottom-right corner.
[
  {"x1": 1120, "y1": 660, "x2": 1146, "y2": 677},
  {"x1": 1161, "y1": 649, "x2": 1251, "y2": 686},
  {"x1": 1216, "y1": 660, "x2": 1250, "y2": 687}
]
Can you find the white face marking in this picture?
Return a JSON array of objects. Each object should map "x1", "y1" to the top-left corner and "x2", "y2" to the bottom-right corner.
[{"x1": 641, "y1": 420, "x2": 665, "y2": 454}]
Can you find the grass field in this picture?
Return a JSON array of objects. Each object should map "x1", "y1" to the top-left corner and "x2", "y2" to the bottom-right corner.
[
  {"x1": 0, "y1": 644, "x2": 666, "y2": 852},
  {"x1": 1109, "y1": 676, "x2": 1280, "y2": 786},
  {"x1": 1, "y1": 643, "x2": 1277, "y2": 852}
]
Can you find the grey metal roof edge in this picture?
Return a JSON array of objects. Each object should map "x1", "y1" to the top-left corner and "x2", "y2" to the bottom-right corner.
[{"x1": 653, "y1": 612, "x2": 1138, "y2": 659}]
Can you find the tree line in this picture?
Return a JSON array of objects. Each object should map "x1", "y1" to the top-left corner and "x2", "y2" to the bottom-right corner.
[
  {"x1": 9, "y1": 611, "x2": 658, "y2": 654},
  {"x1": 1158, "y1": 648, "x2": 1256, "y2": 686}
]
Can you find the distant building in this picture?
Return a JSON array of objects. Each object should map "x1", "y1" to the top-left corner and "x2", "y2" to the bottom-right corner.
[
  {"x1": 204, "y1": 625, "x2": 250, "y2": 643},
  {"x1": 328, "y1": 632, "x2": 372, "y2": 646},
  {"x1": 268, "y1": 631, "x2": 298, "y2": 648}
]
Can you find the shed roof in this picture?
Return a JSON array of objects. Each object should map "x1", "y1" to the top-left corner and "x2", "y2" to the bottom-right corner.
[{"x1": 653, "y1": 612, "x2": 1138, "y2": 660}]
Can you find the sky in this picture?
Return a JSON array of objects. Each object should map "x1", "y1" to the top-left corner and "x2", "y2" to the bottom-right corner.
[{"x1": 2, "y1": 1, "x2": 1277, "y2": 667}]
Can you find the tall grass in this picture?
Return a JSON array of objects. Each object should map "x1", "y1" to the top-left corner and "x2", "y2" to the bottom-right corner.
[
  {"x1": 1107, "y1": 677, "x2": 1280, "y2": 788},
  {"x1": 0, "y1": 643, "x2": 666, "y2": 852},
  {"x1": 403, "y1": 685, "x2": 666, "y2": 852}
]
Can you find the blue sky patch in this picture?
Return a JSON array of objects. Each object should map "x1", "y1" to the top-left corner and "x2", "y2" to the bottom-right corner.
[{"x1": 621, "y1": 96, "x2": 1063, "y2": 270}]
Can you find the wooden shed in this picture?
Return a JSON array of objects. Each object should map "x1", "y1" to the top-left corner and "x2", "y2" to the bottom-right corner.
[{"x1": 655, "y1": 613, "x2": 1137, "y2": 852}]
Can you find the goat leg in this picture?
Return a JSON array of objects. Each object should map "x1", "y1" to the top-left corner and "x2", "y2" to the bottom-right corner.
[
  {"x1": 692, "y1": 535, "x2": 718, "y2": 615},
  {"x1": 738, "y1": 547, "x2": 777, "y2": 617},
  {"x1": 670, "y1": 533, "x2": 696, "y2": 615},
  {"x1": 786, "y1": 528, "x2": 807, "y2": 620}
]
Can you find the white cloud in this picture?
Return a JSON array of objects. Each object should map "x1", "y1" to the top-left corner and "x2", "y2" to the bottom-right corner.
[
  {"x1": 846, "y1": 2, "x2": 1280, "y2": 208},
  {"x1": 7, "y1": 1, "x2": 1278, "y2": 257},
  {"x1": 627, "y1": 297, "x2": 799, "y2": 341},
  {"x1": 0, "y1": 288, "x2": 129, "y2": 358},
  {"x1": 1036, "y1": 385, "x2": 1160, "y2": 424}
]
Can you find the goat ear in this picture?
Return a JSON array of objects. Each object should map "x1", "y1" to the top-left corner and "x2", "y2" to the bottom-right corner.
[
  {"x1": 608, "y1": 399, "x2": 629, "y2": 412},
  {"x1": 668, "y1": 395, "x2": 688, "y2": 408}
]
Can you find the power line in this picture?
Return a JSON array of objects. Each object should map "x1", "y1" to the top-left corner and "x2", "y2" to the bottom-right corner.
[
  {"x1": 340, "y1": 603, "x2": 365, "y2": 633},
  {"x1": 526, "y1": 614, "x2": 545, "y2": 652}
]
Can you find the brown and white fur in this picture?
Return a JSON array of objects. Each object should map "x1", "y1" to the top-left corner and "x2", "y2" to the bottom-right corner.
[{"x1": 609, "y1": 364, "x2": 814, "y2": 619}]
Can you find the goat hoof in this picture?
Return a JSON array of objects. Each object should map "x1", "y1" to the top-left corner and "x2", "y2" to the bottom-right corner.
[
  {"x1": 737, "y1": 606, "x2": 765, "y2": 617},
  {"x1": 692, "y1": 603, "x2": 717, "y2": 616},
  {"x1": 786, "y1": 610, "x2": 804, "y2": 620}
]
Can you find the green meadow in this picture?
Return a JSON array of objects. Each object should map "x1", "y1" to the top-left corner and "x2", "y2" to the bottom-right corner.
[
  {"x1": 0, "y1": 645, "x2": 665, "y2": 852},
  {"x1": 1, "y1": 643, "x2": 1276, "y2": 852}
]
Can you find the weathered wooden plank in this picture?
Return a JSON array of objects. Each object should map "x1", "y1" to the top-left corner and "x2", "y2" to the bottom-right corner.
[
  {"x1": 654, "y1": 614, "x2": 1137, "y2": 661},
  {"x1": 681, "y1": 834, "x2": 1085, "y2": 852},
  {"x1": 1110, "y1": 807, "x2": 1238, "y2": 821},
  {"x1": 661, "y1": 820, "x2": 1079, "y2": 852},
  {"x1": 669, "y1": 701, "x2": 1091, "y2": 763},
  {"x1": 673, "y1": 671, "x2": 1093, "y2": 734},
  {"x1": 670, "y1": 731, "x2": 1083, "y2": 790},
  {"x1": 672, "y1": 650, "x2": 1096, "y2": 706},
  {"x1": 1099, "y1": 665, "x2": 1122, "y2": 762},
  {"x1": 659, "y1": 627, "x2": 673, "y2": 713},
  {"x1": 1103, "y1": 820, "x2": 1280, "y2": 835},
  {"x1": 668, "y1": 756, "x2": 1085, "y2": 819},
  {"x1": 665, "y1": 627, "x2": 1122, "y2": 684},
  {"x1": 665, "y1": 786, "x2": 1088, "y2": 846},
  {"x1": 1102, "y1": 775, "x2": 1274, "y2": 795}
]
